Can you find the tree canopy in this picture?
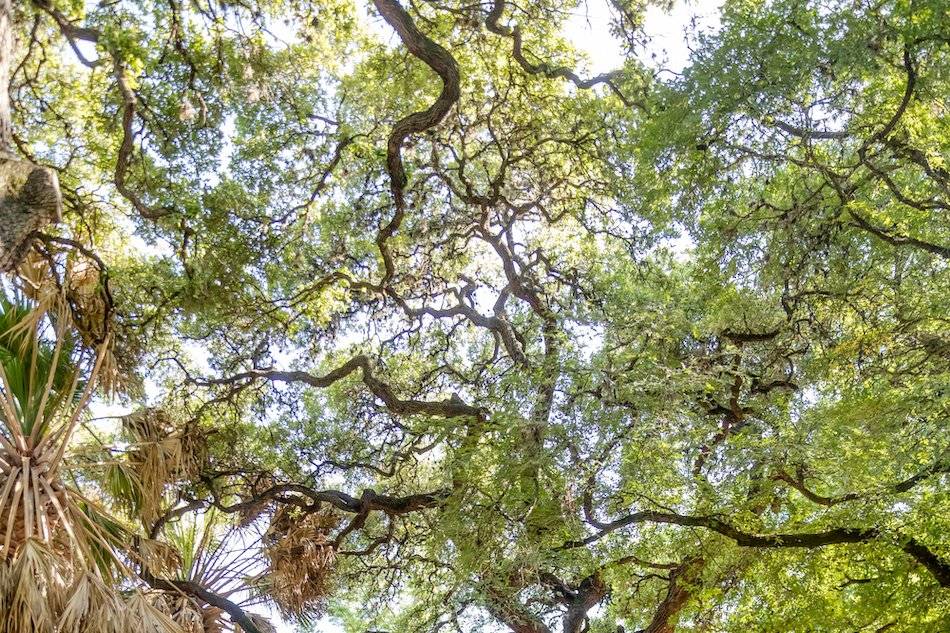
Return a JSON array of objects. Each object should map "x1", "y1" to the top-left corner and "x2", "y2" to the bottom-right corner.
[{"x1": 2, "y1": 0, "x2": 949, "y2": 631}]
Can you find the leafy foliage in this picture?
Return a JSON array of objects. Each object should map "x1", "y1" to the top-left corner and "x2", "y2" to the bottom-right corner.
[{"x1": 3, "y1": 0, "x2": 949, "y2": 631}]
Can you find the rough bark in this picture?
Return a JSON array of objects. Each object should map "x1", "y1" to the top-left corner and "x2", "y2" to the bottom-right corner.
[
  {"x1": 0, "y1": 0, "x2": 61, "y2": 271},
  {"x1": 141, "y1": 570, "x2": 264, "y2": 633},
  {"x1": 641, "y1": 558, "x2": 704, "y2": 633},
  {"x1": 370, "y1": 0, "x2": 460, "y2": 283},
  {"x1": 561, "y1": 508, "x2": 950, "y2": 588}
]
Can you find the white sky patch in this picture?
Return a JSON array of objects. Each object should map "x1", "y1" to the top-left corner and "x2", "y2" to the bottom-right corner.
[
  {"x1": 562, "y1": 1, "x2": 625, "y2": 74},
  {"x1": 563, "y1": 0, "x2": 722, "y2": 75},
  {"x1": 72, "y1": 38, "x2": 100, "y2": 65},
  {"x1": 639, "y1": 1, "x2": 723, "y2": 73}
]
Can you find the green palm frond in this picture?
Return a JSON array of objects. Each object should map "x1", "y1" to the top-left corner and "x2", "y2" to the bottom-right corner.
[
  {"x1": 104, "y1": 460, "x2": 145, "y2": 517},
  {"x1": 0, "y1": 293, "x2": 81, "y2": 441},
  {"x1": 71, "y1": 498, "x2": 134, "y2": 579}
]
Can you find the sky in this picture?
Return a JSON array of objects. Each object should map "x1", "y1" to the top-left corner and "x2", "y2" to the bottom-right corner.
[
  {"x1": 77, "y1": 1, "x2": 719, "y2": 631},
  {"x1": 565, "y1": 0, "x2": 718, "y2": 74},
  {"x1": 270, "y1": 3, "x2": 719, "y2": 631}
]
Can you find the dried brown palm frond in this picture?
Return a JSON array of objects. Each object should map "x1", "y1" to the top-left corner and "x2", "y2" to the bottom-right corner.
[
  {"x1": 150, "y1": 589, "x2": 234, "y2": 633},
  {"x1": 238, "y1": 476, "x2": 276, "y2": 527},
  {"x1": 120, "y1": 409, "x2": 207, "y2": 523},
  {"x1": 15, "y1": 498, "x2": 187, "y2": 633},
  {"x1": 150, "y1": 591, "x2": 240, "y2": 633},
  {"x1": 177, "y1": 423, "x2": 208, "y2": 480},
  {"x1": 200, "y1": 606, "x2": 226, "y2": 633},
  {"x1": 58, "y1": 571, "x2": 125, "y2": 633},
  {"x1": 0, "y1": 538, "x2": 168, "y2": 633},
  {"x1": 122, "y1": 408, "x2": 174, "y2": 443},
  {"x1": 134, "y1": 537, "x2": 183, "y2": 577},
  {"x1": 159, "y1": 601, "x2": 276, "y2": 633},
  {"x1": 0, "y1": 536, "x2": 186, "y2": 633},
  {"x1": 65, "y1": 259, "x2": 102, "y2": 328},
  {"x1": 237, "y1": 502, "x2": 269, "y2": 529},
  {"x1": 0, "y1": 294, "x2": 185, "y2": 633},
  {"x1": 15, "y1": 253, "x2": 60, "y2": 322},
  {"x1": 0, "y1": 538, "x2": 65, "y2": 633},
  {"x1": 262, "y1": 507, "x2": 339, "y2": 619},
  {"x1": 237, "y1": 500, "x2": 270, "y2": 529},
  {"x1": 15, "y1": 250, "x2": 125, "y2": 396},
  {"x1": 151, "y1": 594, "x2": 205, "y2": 633},
  {"x1": 125, "y1": 591, "x2": 188, "y2": 633},
  {"x1": 268, "y1": 504, "x2": 340, "y2": 535}
]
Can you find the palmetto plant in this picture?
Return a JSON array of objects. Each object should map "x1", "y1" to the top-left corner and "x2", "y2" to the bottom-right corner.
[
  {"x1": 0, "y1": 292, "x2": 182, "y2": 632},
  {"x1": 151, "y1": 511, "x2": 278, "y2": 633}
]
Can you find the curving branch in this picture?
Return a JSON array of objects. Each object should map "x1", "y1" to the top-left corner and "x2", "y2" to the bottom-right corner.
[
  {"x1": 196, "y1": 354, "x2": 483, "y2": 419},
  {"x1": 389, "y1": 292, "x2": 528, "y2": 366},
  {"x1": 865, "y1": 46, "x2": 917, "y2": 149},
  {"x1": 32, "y1": 0, "x2": 174, "y2": 221},
  {"x1": 847, "y1": 208, "x2": 950, "y2": 260},
  {"x1": 149, "y1": 498, "x2": 207, "y2": 539},
  {"x1": 140, "y1": 570, "x2": 264, "y2": 633},
  {"x1": 772, "y1": 456, "x2": 950, "y2": 507},
  {"x1": 372, "y1": 0, "x2": 460, "y2": 282},
  {"x1": 112, "y1": 60, "x2": 174, "y2": 220},
  {"x1": 30, "y1": 0, "x2": 99, "y2": 44},
  {"x1": 560, "y1": 508, "x2": 950, "y2": 587},
  {"x1": 771, "y1": 469, "x2": 859, "y2": 507},
  {"x1": 207, "y1": 482, "x2": 447, "y2": 517},
  {"x1": 30, "y1": 0, "x2": 100, "y2": 67},
  {"x1": 485, "y1": 0, "x2": 636, "y2": 108}
]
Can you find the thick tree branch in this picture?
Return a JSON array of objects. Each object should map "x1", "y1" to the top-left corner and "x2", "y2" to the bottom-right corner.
[
  {"x1": 639, "y1": 558, "x2": 704, "y2": 633},
  {"x1": 485, "y1": 585, "x2": 551, "y2": 633},
  {"x1": 30, "y1": 0, "x2": 100, "y2": 43},
  {"x1": 560, "y1": 571, "x2": 607, "y2": 633},
  {"x1": 140, "y1": 570, "x2": 264, "y2": 633},
  {"x1": 197, "y1": 354, "x2": 483, "y2": 419},
  {"x1": 773, "y1": 120, "x2": 848, "y2": 140},
  {"x1": 372, "y1": 0, "x2": 460, "y2": 282},
  {"x1": 560, "y1": 508, "x2": 950, "y2": 587},
  {"x1": 205, "y1": 482, "x2": 447, "y2": 517}
]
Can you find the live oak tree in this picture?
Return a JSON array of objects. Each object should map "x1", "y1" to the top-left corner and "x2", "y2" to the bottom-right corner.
[
  {"x1": 0, "y1": 0, "x2": 60, "y2": 273},
  {"x1": 2, "y1": 0, "x2": 949, "y2": 632}
]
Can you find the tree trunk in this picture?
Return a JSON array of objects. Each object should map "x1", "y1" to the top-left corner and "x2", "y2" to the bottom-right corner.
[
  {"x1": 0, "y1": 0, "x2": 10, "y2": 149},
  {"x1": 0, "y1": 0, "x2": 61, "y2": 272}
]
